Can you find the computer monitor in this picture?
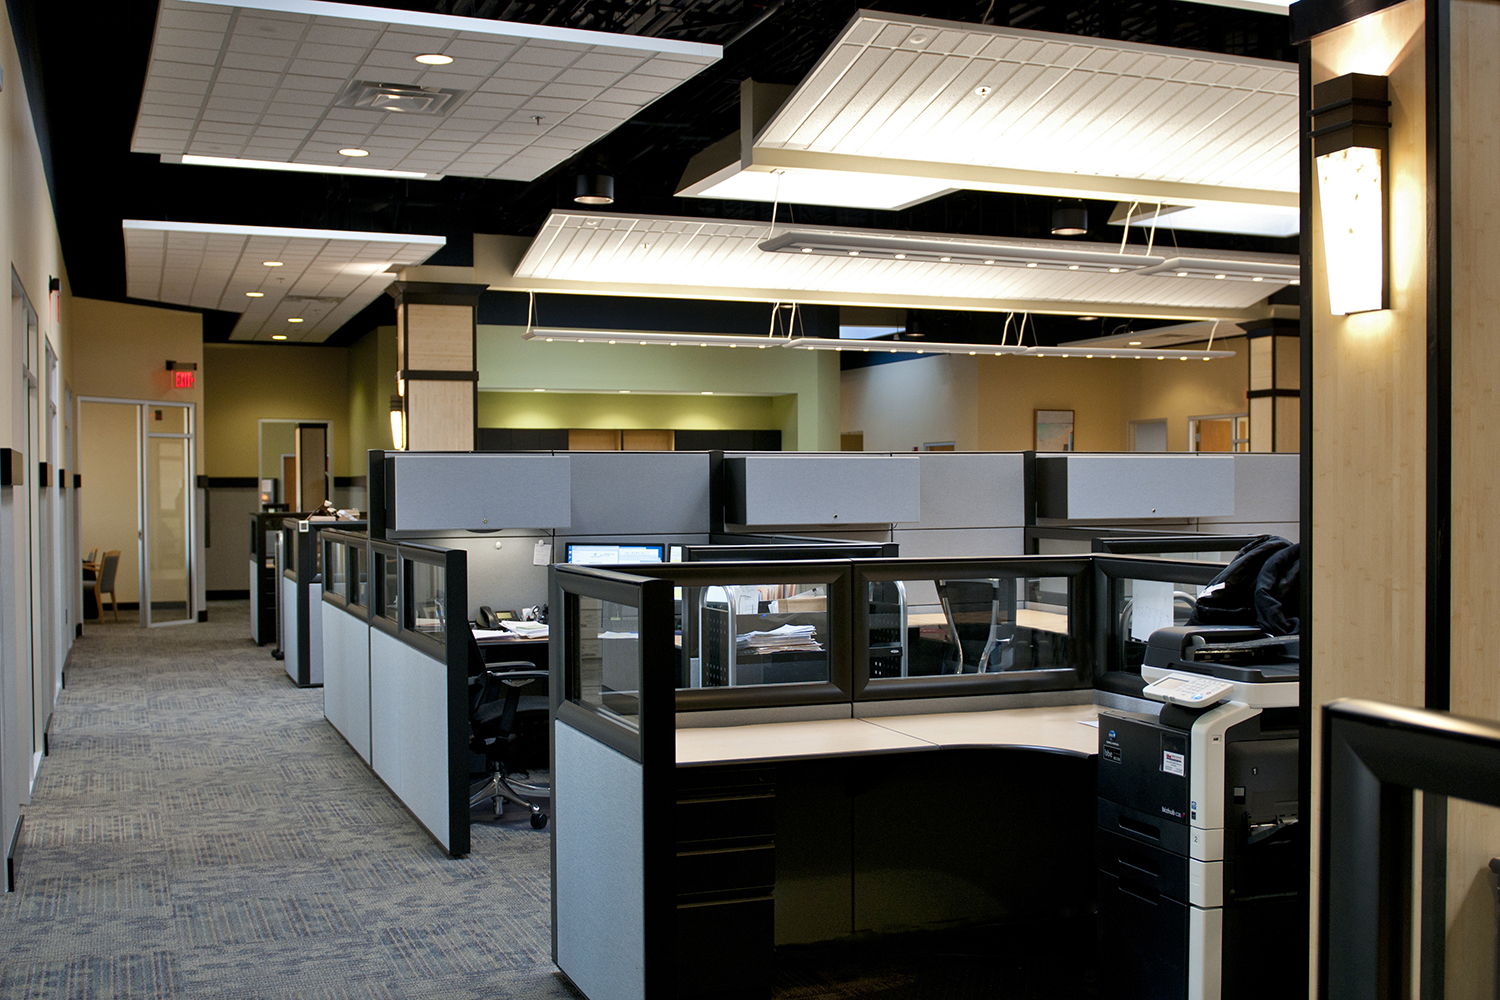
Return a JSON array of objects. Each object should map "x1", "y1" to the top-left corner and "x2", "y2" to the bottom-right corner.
[{"x1": 565, "y1": 543, "x2": 667, "y2": 566}]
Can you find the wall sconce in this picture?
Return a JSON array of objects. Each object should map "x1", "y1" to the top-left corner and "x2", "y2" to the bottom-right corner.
[
  {"x1": 1311, "y1": 73, "x2": 1390, "y2": 315},
  {"x1": 389, "y1": 395, "x2": 405, "y2": 450}
]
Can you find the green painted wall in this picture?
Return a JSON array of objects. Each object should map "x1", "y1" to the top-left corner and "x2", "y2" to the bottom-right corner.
[
  {"x1": 476, "y1": 325, "x2": 839, "y2": 450},
  {"x1": 479, "y1": 391, "x2": 779, "y2": 430}
]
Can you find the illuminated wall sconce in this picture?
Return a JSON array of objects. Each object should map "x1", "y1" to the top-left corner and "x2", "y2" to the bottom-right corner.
[
  {"x1": 389, "y1": 394, "x2": 405, "y2": 450},
  {"x1": 1311, "y1": 73, "x2": 1391, "y2": 315}
]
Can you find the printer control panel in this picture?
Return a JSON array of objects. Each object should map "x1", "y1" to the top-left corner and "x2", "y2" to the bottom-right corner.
[{"x1": 1143, "y1": 672, "x2": 1237, "y2": 708}]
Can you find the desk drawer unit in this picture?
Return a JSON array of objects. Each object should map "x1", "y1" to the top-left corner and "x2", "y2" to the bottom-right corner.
[{"x1": 674, "y1": 765, "x2": 775, "y2": 1000}]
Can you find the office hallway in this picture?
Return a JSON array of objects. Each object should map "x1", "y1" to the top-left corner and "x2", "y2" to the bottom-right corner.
[{"x1": 0, "y1": 602, "x2": 571, "y2": 1000}]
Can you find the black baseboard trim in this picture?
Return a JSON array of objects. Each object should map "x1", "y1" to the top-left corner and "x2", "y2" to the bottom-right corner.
[
  {"x1": 42, "y1": 713, "x2": 50, "y2": 757},
  {"x1": 196, "y1": 610, "x2": 208, "y2": 623},
  {"x1": 7, "y1": 815, "x2": 22, "y2": 892},
  {"x1": 74, "y1": 623, "x2": 82, "y2": 639},
  {"x1": 207, "y1": 590, "x2": 250, "y2": 602}
]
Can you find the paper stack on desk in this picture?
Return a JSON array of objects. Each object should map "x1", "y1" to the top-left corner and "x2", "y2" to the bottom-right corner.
[
  {"x1": 736, "y1": 623, "x2": 821, "y2": 653},
  {"x1": 500, "y1": 620, "x2": 549, "y2": 639}
]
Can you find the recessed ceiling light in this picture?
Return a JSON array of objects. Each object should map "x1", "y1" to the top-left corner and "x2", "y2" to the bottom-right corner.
[
  {"x1": 848, "y1": 250, "x2": 859, "y2": 256},
  {"x1": 338, "y1": 148, "x2": 369, "y2": 157},
  {"x1": 974, "y1": 85, "x2": 992, "y2": 97},
  {"x1": 1108, "y1": 267, "x2": 1121, "y2": 273},
  {"x1": 1177, "y1": 271, "x2": 1189, "y2": 277},
  {"x1": 1078, "y1": 316, "x2": 1098, "y2": 321},
  {"x1": 800, "y1": 247, "x2": 812, "y2": 253},
  {"x1": 1026, "y1": 262, "x2": 1037, "y2": 268},
  {"x1": 619, "y1": 389, "x2": 631, "y2": 393},
  {"x1": 1067, "y1": 264, "x2": 1079, "y2": 270},
  {"x1": 262, "y1": 261, "x2": 283, "y2": 267},
  {"x1": 245, "y1": 291, "x2": 264, "y2": 297},
  {"x1": 415, "y1": 53, "x2": 453, "y2": 65},
  {"x1": 939, "y1": 256, "x2": 951, "y2": 262},
  {"x1": 894, "y1": 253, "x2": 906, "y2": 259},
  {"x1": 534, "y1": 388, "x2": 545, "y2": 392},
  {"x1": 271, "y1": 334, "x2": 288, "y2": 340},
  {"x1": 1128, "y1": 341, "x2": 1143, "y2": 346},
  {"x1": 287, "y1": 317, "x2": 304, "y2": 323},
  {"x1": 701, "y1": 391, "x2": 714, "y2": 395},
  {"x1": 909, "y1": 34, "x2": 928, "y2": 43},
  {"x1": 1214, "y1": 274, "x2": 1227, "y2": 280}
]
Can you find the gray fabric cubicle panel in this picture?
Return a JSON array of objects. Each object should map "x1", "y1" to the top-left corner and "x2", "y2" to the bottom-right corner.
[
  {"x1": 725, "y1": 455, "x2": 921, "y2": 526},
  {"x1": 567, "y1": 452, "x2": 711, "y2": 535},
  {"x1": 1035, "y1": 454, "x2": 1234, "y2": 520},
  {"x1": 369, "y1": 628, "x2": 456, "y2": 853},
  {"x1": 423, "y1": 531, "x2": 552, "y2": 618},
  {"x1": 390, "y1": 454, "x2": 570, "y2": 532},
  {"x1": 321, "y1": 603, "x2": 371, "y2": 764},
  {"x1": 1196, "y1": 453, "x2": 1300, "y2": 540},
  {"x1": 912, "y1": 453, "x2": 1027, "y2": 529},
  {"x1": 555, "y1": 721, "x2": 645, "y2": 1000}
]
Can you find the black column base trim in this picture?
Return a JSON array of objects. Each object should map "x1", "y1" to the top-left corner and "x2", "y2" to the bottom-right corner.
[
  {"x1": 7, "y1": 815, "x2": 22, "y2": 892},
  {"x1": 197, "y1": 610, "x2": 208, "y2": 623},
  {"x1": 1247, "y1": 388, "x2": 1301, "y2": 399},
  {"x1": 207, "y1": 590, "x2": 248, "y2": 602}
]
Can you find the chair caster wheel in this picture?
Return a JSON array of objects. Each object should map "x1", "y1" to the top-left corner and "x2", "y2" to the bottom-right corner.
[{"x1": 531, "y1": 812, "x2": 549, "y2": 830}]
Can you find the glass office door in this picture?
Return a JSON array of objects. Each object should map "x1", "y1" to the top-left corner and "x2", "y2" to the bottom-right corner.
[{"x1": 143, "y1": 405, "x2": 194, "y2": 626}]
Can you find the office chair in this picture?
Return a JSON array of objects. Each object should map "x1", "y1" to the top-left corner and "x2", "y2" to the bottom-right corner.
[
  {"x1": 466, "y1": 632, "x2": 550, "y2": 829},
  {"x1": 936, "y1": 578, "x2": 1014, "y2": 673},
  {"x1": 94, "y1": 550, "x2": 121, "y2": 622}
]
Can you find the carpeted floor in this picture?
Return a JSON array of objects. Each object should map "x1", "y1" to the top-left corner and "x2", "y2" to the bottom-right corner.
[{"x1": 2, "y1": 601, "x2": 1095, "y2": 1000}]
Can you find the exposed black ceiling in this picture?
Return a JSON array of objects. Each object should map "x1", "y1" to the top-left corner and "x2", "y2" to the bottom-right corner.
[{"x1": 15, "y1": 0, "x2": 1297, "y2": 347}]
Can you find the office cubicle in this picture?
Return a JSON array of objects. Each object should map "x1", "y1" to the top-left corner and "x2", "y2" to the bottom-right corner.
[
  {"x1": 279, "y1": 517, "x2": 366, "y2": 687},
  {"x1": 321, "y1": 530, "x2": 473, "y2": 857},
  {"x1": 249, "y1": 510, "x2": 303, "y2": 645},
  {"x1": 549, "y1": 550, "x2": 1237, "y2": 1000}
]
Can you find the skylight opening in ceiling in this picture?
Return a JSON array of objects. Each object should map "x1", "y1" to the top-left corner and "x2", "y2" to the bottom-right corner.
[{"x1": 132, "y1": 0, "x2": 720, "y2": 182}]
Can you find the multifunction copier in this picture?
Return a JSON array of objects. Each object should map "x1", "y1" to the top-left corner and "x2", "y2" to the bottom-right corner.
[{"x1": 1097, "y1": 626, "x2": 1302, "y2": 1000}]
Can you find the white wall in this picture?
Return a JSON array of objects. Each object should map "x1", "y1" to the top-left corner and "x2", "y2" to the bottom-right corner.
[{"x1": 841, "y1": 355, "x2": 979, "y2": 452}]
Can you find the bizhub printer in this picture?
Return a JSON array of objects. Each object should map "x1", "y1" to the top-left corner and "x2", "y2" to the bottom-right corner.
[{"x1": 1097, "y1": 627, "x2": 1302, "y2": 1000}]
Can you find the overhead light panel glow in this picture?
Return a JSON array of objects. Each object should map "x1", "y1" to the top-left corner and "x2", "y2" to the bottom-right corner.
[{"x1": 172, "y1": 154, "x2": 435, "y2": 180}]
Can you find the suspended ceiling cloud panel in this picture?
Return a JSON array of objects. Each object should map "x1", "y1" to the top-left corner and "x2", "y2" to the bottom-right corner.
[
  {"x1": 123, "y1": 220, "x2": 445, "y2": 342},
  {"x1": 132, "y1": 0, "x2": 720, "y2": 181},
  {"x1": 752, "y1": 13, "x2": 1297, "y2": 200},
  {"x1": 513, "y1": 211, "x2": 1295, "y2": 315}
]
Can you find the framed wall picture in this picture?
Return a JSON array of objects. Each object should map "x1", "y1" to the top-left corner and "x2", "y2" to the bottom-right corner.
[{"x1": 1035, "y1": 409, "x2": 1075, "y2": 451}]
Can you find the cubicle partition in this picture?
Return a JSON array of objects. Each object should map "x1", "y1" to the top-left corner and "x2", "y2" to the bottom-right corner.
[
  {"x1": 248, "y1": 511, "x2": 299, "y2": 645},
  {"x1": 320, "y1": 529, "x2": 371, "y2": 763},
  {"x1": 279, "y1": 518, "x2": 366, "y2": 687},
  {"x1": 315, "y1": 530, "x2": 472, "y2": 856}
]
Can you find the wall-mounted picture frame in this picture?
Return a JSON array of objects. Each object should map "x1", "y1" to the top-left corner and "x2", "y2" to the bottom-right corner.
[{"x1": 1035, "y1": 409, "x2": 1075, "y2": 451}]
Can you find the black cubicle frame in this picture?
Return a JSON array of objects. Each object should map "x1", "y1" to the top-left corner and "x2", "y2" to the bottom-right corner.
[
  {"x1": 1091, "y1": 555, "x2": 1230, "y2": 698},
  {"x1": 1090, "y1": 534, "x2": 1262, "y2": 556},
  {"x1": 319, "y1": 528, "x2": 370, "y2": 621},
  {"x1": 279, "y1": 518, "x2": 367, "y2": 686}
]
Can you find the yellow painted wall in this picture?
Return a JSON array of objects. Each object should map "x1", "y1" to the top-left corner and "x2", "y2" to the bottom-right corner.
[
  {"x1": 479, "y1": 390, "x2": 779, "y2": 431},
  {"x1": 202, "y1": 343, "x2": 351, "y2": 477},
  {"x1": 842, "y1": 339, "x2": 1249, "y2": 453},
  {"x1": 71, "y1": 299, "x2": 203, "y2": 409},
  {"x1": 347, "y1": 325, "x2": 398, "y2": 469},
  {"x1": 476, "y1": 326, "x2": 840, "y2": 450}
]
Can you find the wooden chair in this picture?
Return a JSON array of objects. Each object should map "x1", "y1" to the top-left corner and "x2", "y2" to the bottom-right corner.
[{"x1": 95, "y1": 551, "x2": 121, "y2": 622}]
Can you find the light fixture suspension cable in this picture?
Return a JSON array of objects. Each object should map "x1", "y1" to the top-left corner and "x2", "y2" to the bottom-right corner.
[
  {"x1": 1206, "y1": 319, "x2": 1219, "y2": 352},
  {"x1": 1119, "y1": 202, "x2": 1138, "y2": 255},
  {"x1": 1146, "y1": 202, "x2": 1161, "y2": 257}
]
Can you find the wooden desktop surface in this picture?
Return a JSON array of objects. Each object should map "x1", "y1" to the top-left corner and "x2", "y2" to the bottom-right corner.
[
  {"x1": 907, "y1": 609, "x2": 1070, "y2": 634},
  {"x1": 675, "y1": 704, "x2": 1098, "y2": 765}
]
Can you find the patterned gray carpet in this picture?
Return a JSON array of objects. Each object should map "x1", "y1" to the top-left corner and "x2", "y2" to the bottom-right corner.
[{"x1": 1, "y1": 602, "x2": 578, "y2": 1000}]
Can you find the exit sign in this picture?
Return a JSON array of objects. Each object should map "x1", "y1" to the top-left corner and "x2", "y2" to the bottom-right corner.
[{"x1": 173, "y1": 370, "x2": 195, "y2": 389}]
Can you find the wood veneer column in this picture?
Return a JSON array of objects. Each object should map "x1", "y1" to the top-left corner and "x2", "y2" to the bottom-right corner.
[
  {"x1": 390, "y1": 283, "x2": 487, "y2": 452},
  {"x1": 1244, "y1": 317, "x2": 1301, "y2": 452}
]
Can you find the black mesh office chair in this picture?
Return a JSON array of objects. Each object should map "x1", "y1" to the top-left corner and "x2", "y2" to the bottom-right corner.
[
  {"x1": 936, "y1": 578, "x2": 1015, "y2": 673},
  {"x1": 467, "y1": 632, "x2": 550, "y2": 829}
]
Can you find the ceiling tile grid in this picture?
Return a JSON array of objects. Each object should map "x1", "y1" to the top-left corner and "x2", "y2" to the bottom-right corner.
[
  {"x1": 514, "y1": 212, "x2": 1296, "y2": 313},
  {"x1": 754, "y1": 13, "x2": 1297, "y2": 195},
  {"x1": 123, "y1": 220, "x2": 444, "y2": 342},
  {"x1": 133, "y1": 0, "x2": 719, "y2": 181}
]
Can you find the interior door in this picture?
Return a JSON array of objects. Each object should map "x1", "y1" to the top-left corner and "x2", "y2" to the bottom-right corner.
[{"x1": 143, "y1": 404, "x2": 195, "y2": 627}]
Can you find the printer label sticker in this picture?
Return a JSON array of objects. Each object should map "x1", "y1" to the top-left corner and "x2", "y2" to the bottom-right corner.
[{"x1": 1162, "y1": 750, "x2": 1186, "y2": 776}]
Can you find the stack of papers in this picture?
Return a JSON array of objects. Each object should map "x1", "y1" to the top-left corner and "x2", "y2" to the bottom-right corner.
[
  {"x1": 500, "y1": 620, "x2": 549, "y2": 639},
  {"x1": 736, "y1": 623, "x2": 821, "y2": 653}
]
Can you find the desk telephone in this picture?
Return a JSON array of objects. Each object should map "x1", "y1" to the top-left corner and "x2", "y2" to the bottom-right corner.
[{"x1": 476, "y1": 606, "x2": 514, "y2": 629}]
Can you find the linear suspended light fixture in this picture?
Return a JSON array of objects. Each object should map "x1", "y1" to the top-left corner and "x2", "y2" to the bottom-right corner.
[
  {"x1": 1138, "y1": 257, "x2": 1301, "y2": 284},
  {"x1": 1311, "y1": 73, "x2": 1390, "y2": 315},
  {"x1": 757, "y1": 232, "x2": 1164, "y2": 273},
  {"x1": 521, "y1": 328, "x2": 787, "y2": 349},
  {"x1": 783, "y1": 338, "x2": 1028, "y2": 356},
  {"x1": 1023, "y1": 346, "x2": 1237, "y2": 360}
]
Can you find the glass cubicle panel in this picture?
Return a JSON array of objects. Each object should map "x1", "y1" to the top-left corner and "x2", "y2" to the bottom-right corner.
[
  {"x1": 1096, "y1": 556, "x2": 1228, "y2": 679},
  {"x1": 282, "y1": 523, "x2": 298, "y2": 576},
  {"x1": 324, "y1": 537, "x2": 347, "y2": 599},
  {"x1": 577, "y1": 593, "x2": 642, "y2": 729},
  {"x1": 408, "y1": 559, "x2": 446, "y2": 636},
  {"x1": 377, "y1": 552, "x2": 399, "y2": 624},
  {"x1": 349, "y1": 543, "x2": 367, "y2": 609},
  {"x1": 865, "y1": 573, "x2": 1072, "y2": 679},
  {"x1": 685, "y1": 580, "x2": 831, "y2": 689}
]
